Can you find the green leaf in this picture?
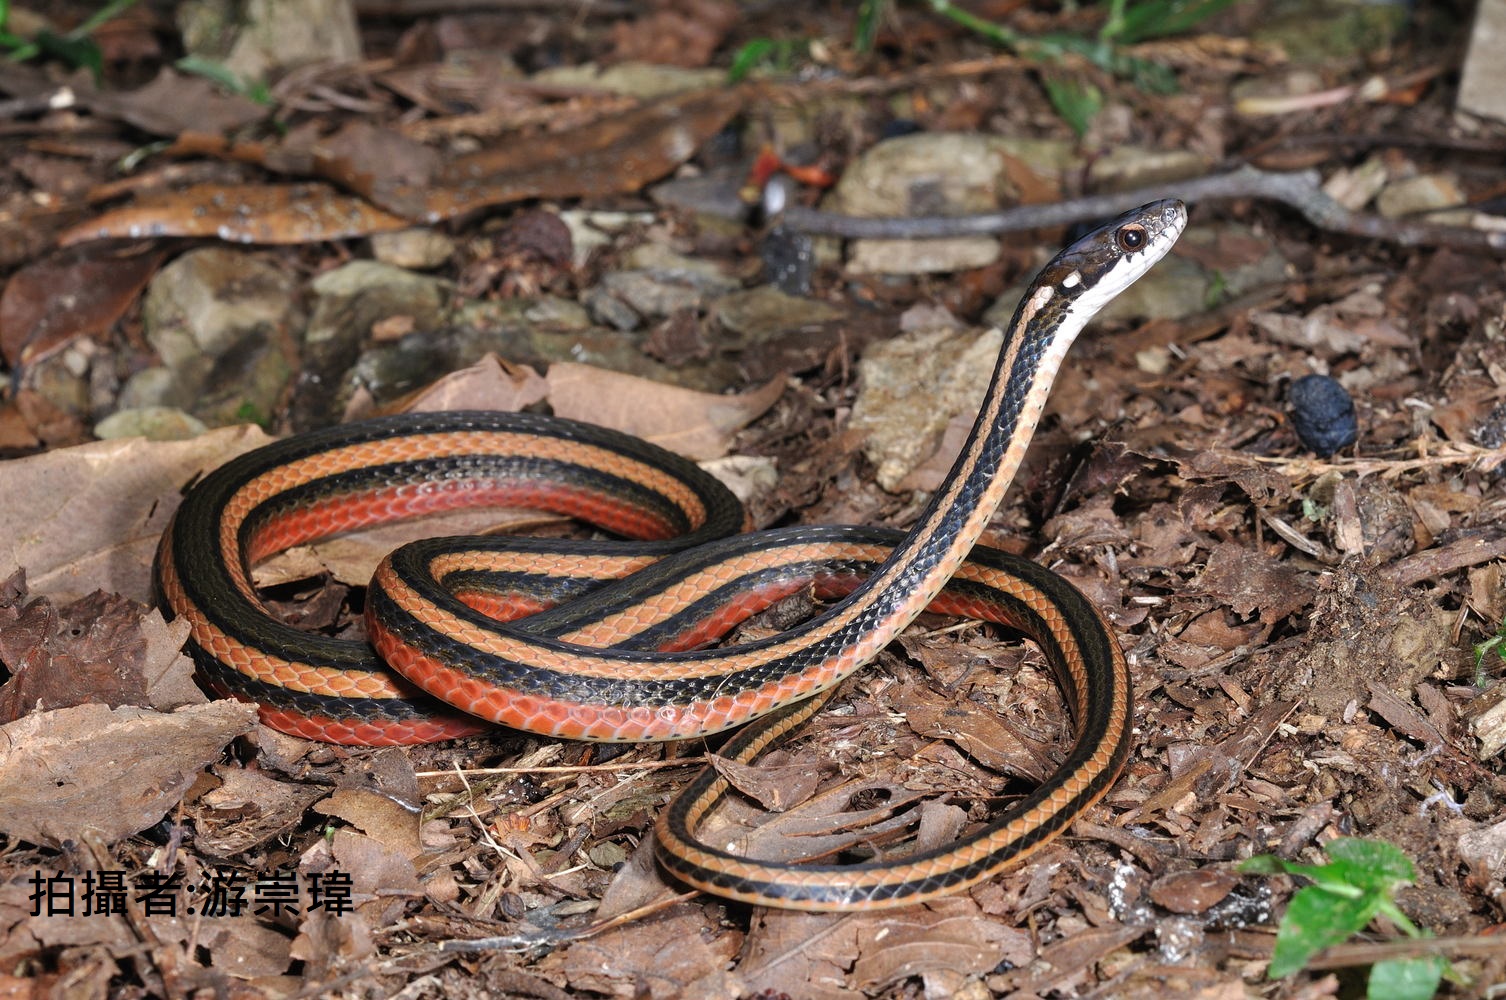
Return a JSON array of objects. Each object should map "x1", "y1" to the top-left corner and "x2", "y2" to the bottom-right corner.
[
  {"x1": 727, "y1": 38, "x2": 776, "y2": 83},
  {"x1": 1368, "y1": 955, "x2": 1446, "y2": 1000},
  {"x1": 1112, "y1": 0, "x2": 1239, "y2": 45},
  {"x1": 853, "y1": 0, "x2": 884, "y2": 53},
  {"x1": 1247, "y1": 839, "x2": 1415, "y2": 896},
  {"x1": 1041, "y1": 75, "x2": 1102, "y2": 138},
  {"x1": 1325, "y1": 838, "x2": 1416, "y2": 894},
  {"x1": 1269, "y1": 886, "x2": 1381, "y2": 978},
  {"x1": 33, "y1": 28, "x2": 101, "y2": 78},
  {"x1": 1239, "y1": 854, "x2": 1288, "y2": 875},
  {"x1": 66, "y1": 0, "x2": 139, "y2": 41},
  {"x1": 234, "y1": 400, "x2": 268, "y2": 428},
  {"x1": 175, "y1": 55, "x2": 274, "y2": 103}
]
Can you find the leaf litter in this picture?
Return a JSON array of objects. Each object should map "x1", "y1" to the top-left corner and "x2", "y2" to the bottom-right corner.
[{"x1": 4, "y1": 3, "x2": 1506, "y2": 998}]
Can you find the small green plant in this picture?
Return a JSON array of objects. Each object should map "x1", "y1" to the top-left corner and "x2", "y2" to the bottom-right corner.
[
  {"x1": 730, "y1": 1, "x2": 1235, "y2": 127},
  {"x1": 175, "y1": 55, "x2": 273, "y2": 104},
  {"x1": 727, "y1": 36, "x2": 809, "y2": 83},
  {"x1": 1040, "y1": 75, "x2": 1102, "y2": 138},
  {"x1": 1472, "y1": 616, "x2": 1506, "y2": 687},
  {"x1": 1241, "y1": 838, "x2": 1454, "y2": 999},
  {"x1": 0, "y1": 0, "x2": 140, "y2": 80},
  {"x1": 234, "y1": 400, "x2": 269, "y2": 429}
]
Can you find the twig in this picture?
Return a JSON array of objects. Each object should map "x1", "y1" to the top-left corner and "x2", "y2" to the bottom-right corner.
[
  {"x1": 413, "y1": 756, "x2": 704, "y2": 779},
  {"x1": 778, "y1": 165, "x2": 1506, "y2": 253},
  {"x1": 1218, "y1": 440, "x2": 1506, "y2": 481},
  {"x1": 1304, "y1": 933, "x2": 1506, "y2": 970},
  {"x1": 437, "y1": 891, "x2": 699, "y2": 953},
  {"x1": 1382, "y1": 528, "x2": 1506, "y2": 588}
]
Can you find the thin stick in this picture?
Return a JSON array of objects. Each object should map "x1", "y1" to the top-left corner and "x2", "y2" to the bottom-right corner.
[{"x1": 778, "y1": 165, "x2": 1506, "y2": 253}]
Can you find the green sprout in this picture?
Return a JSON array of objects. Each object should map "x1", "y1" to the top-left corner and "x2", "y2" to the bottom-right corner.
[
  {"x1": 1, "y1": 0, "x2": 141, "y2": 80},
  {"x1": 1242, "y1": 838, "x2": 1456, "y2": 999},
  {"x1": 731, "y1": 1, "x2": 1239, "y2": 131},
  {"x1": 1473, "y1": 616, "x2": 1506, "y2": 687}
]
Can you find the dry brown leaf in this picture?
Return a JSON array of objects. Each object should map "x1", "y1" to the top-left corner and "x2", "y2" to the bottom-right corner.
[
  {"x1": 190, "y1": 766, "x2": 326, "y2": 857},
  {"x1": 547, "y1": 362, "x2": 783, "y2": 460},
  {"x1": 1147, "y1": 868, "x2": 1241, "y2": 914},
  {"x1": 0, "y1": 399, "x2": 40, "y2": 450},
  {"x1": 0, "y1": 877, "x2": 135, "y2": 968},
  {"x1": 328, "y1": 829, "x2": 422, "y2": 919},
  {"x1": 0, "y1": 591, "x2": 200, "y2": 725},
  {"x1": 596, "y1": 832, "x2": 688, "y2": 922},
  {"x1": 58, "y1": 182, "x2": 411, "y2": 247},
  {"x1": 849, "y1": 897, "x2": 1034, "y2": 996},
  {"x1": 77, "y1": 67, "x2": 265, "y2": 137},
  {"x1": 738, "y1": 910, "x2": 856, "y2": 1000},
  {"x1": 708, "y1": 747, "x2": 825, "y2": 812},
  {"x1": 609, "y1": 0, "x2": 738, "y2": 67},
  {"x1": 1468, "y1": 562, "x2": 1506, "y2": 623},
  {"x1": 989, "y1": 923, "x2": 1147, "y2": 994},
  {"x1": 899, "y1": 681, "x2": 1052, "y2": 782},
  {"x1": 290, "y1": 905, "x2": 377, "y2": 983},
  {"x1": 373, "y1": 88, "x2": 744, "y2": 220},
  {"x1": 700, "y1": 776, "x2": 927, "y2": 866},
  {"x1": 1196, "y1": 541, "x2": 1316, "y2": 624},
  {"x1": 741, "y1": 898, "x2": 1032, "y2": 1000},
  {"x1": 0, "y1": 701, "x2": 258, "y2": 845},
  {"x1": 313, "y1": 773, "x2": 424, "y2": 859},
  {"x1": 1137, "y1": 699, "x2": 1297, "y2": 818},
  {"x1": 545, "y1": 906, "x2": 742, "y2": 998},
  {"x1": 0, "y1": 424, "x2": 271, "y2": 603},
  {"x1": 404, "y1": 353, "x2": 550, "y2": 413},
  {"x1": 0, "y1": 249, "x2": 163, "y2": 368},
  {"x1": 314, "y1": 119, "x2": 443, "y2": 199},
  {"x1": 169, "y1": 912, "x2": 292, "y2": 980}
]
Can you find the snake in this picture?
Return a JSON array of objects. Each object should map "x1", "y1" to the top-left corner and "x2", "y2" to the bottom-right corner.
[{"x1": 156, "y1": 198, "x2": 1186, "y2": 910}]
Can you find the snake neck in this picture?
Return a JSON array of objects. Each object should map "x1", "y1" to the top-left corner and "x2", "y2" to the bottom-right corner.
[{"x1": 850, "y1": 286, "x2": 1083, "y2": 636}]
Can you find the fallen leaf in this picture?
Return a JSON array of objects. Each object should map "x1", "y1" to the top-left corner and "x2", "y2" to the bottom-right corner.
[
  {"x1": 899, "y1": 681, "x2": 1053, "y2": 782},
  {"x1": 375, "y1": 88, "x2": 745, "y2": 221},
  {"x1": 404, "y1": 353, "x2": 549, "y2": 414},
  {"x1": 0, "y1": 701, "x2": 258, "y2": 846},
  {"x1": 0, "y1": 249, "x2": 163, "y2": 367},
  {"x1": 741, "y1": 898, "x2": 1032, "y2": 1000},
  {"x1": 546, "y1": 361, "x2": 783, "y2": 460},
  {"x1": 76, "y1": 67, "x2": 265, "y2": 137},
  {"x1": 1195, "y1": 541, "x2": 1315, "y2": 624},
  {"x1": 609, "y1": 0, "x2": 738, "y2": 67},
  {"x1": 545, "y1": 906, "x2": 741, "y2": 998},
  {"x1": 189, "y1": 766, "x2": 326, "y2": 857},
  {"x1": 0, "y1": 591, "x2": 200, "y2": 724},
  {"x1": 0, "y1": 425, "x2": 271, "y2": 603},
  {"x1": 58, "y1": 182, "x2": 411, "y2": 247},
  {"x1": 709, "y1": 747, "x2": 826, "y2": 812}
]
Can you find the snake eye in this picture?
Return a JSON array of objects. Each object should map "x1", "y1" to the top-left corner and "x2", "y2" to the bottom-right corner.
[{"x1": 1116, "y1": 224, "x2": 1147, "y2": 252}]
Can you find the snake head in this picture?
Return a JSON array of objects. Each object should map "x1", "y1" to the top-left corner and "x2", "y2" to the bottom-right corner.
[{"x1": 1036, "y1": 198, "x2": 1188, "y2": 312}]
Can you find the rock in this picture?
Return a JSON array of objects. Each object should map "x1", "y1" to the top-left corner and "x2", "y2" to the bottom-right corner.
[
  {"x1": 1376, "y1": 174, "x2": 1467, "y2": 219},
  {"x1": 179, "y1": 0, "x2": 361, "y2": 82},
  {"x1": 294, "y1": 261, "x2": 452, "y2": 427},
  {"x1": 1459, "y1": 0, "x2": 1506, "y2": 123},
  {"x1": 850, "y1": 324, "x2": 1002, "y2": 492},
  {"x1": 369, "y1": 228, "x2": 456, "y2": 270},
  {"x1": 141, "y1": 247, "x2": 301, "y2": 426},
  {"x1": 710, "y1": 286, "x2": 844, "y2": 346},
  {"x1": 828, "y1": 133, "x2": 1020, "y2": 275},
  {"x1": 95, "y1": 406, "x2": 209, "y2": 441}
]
